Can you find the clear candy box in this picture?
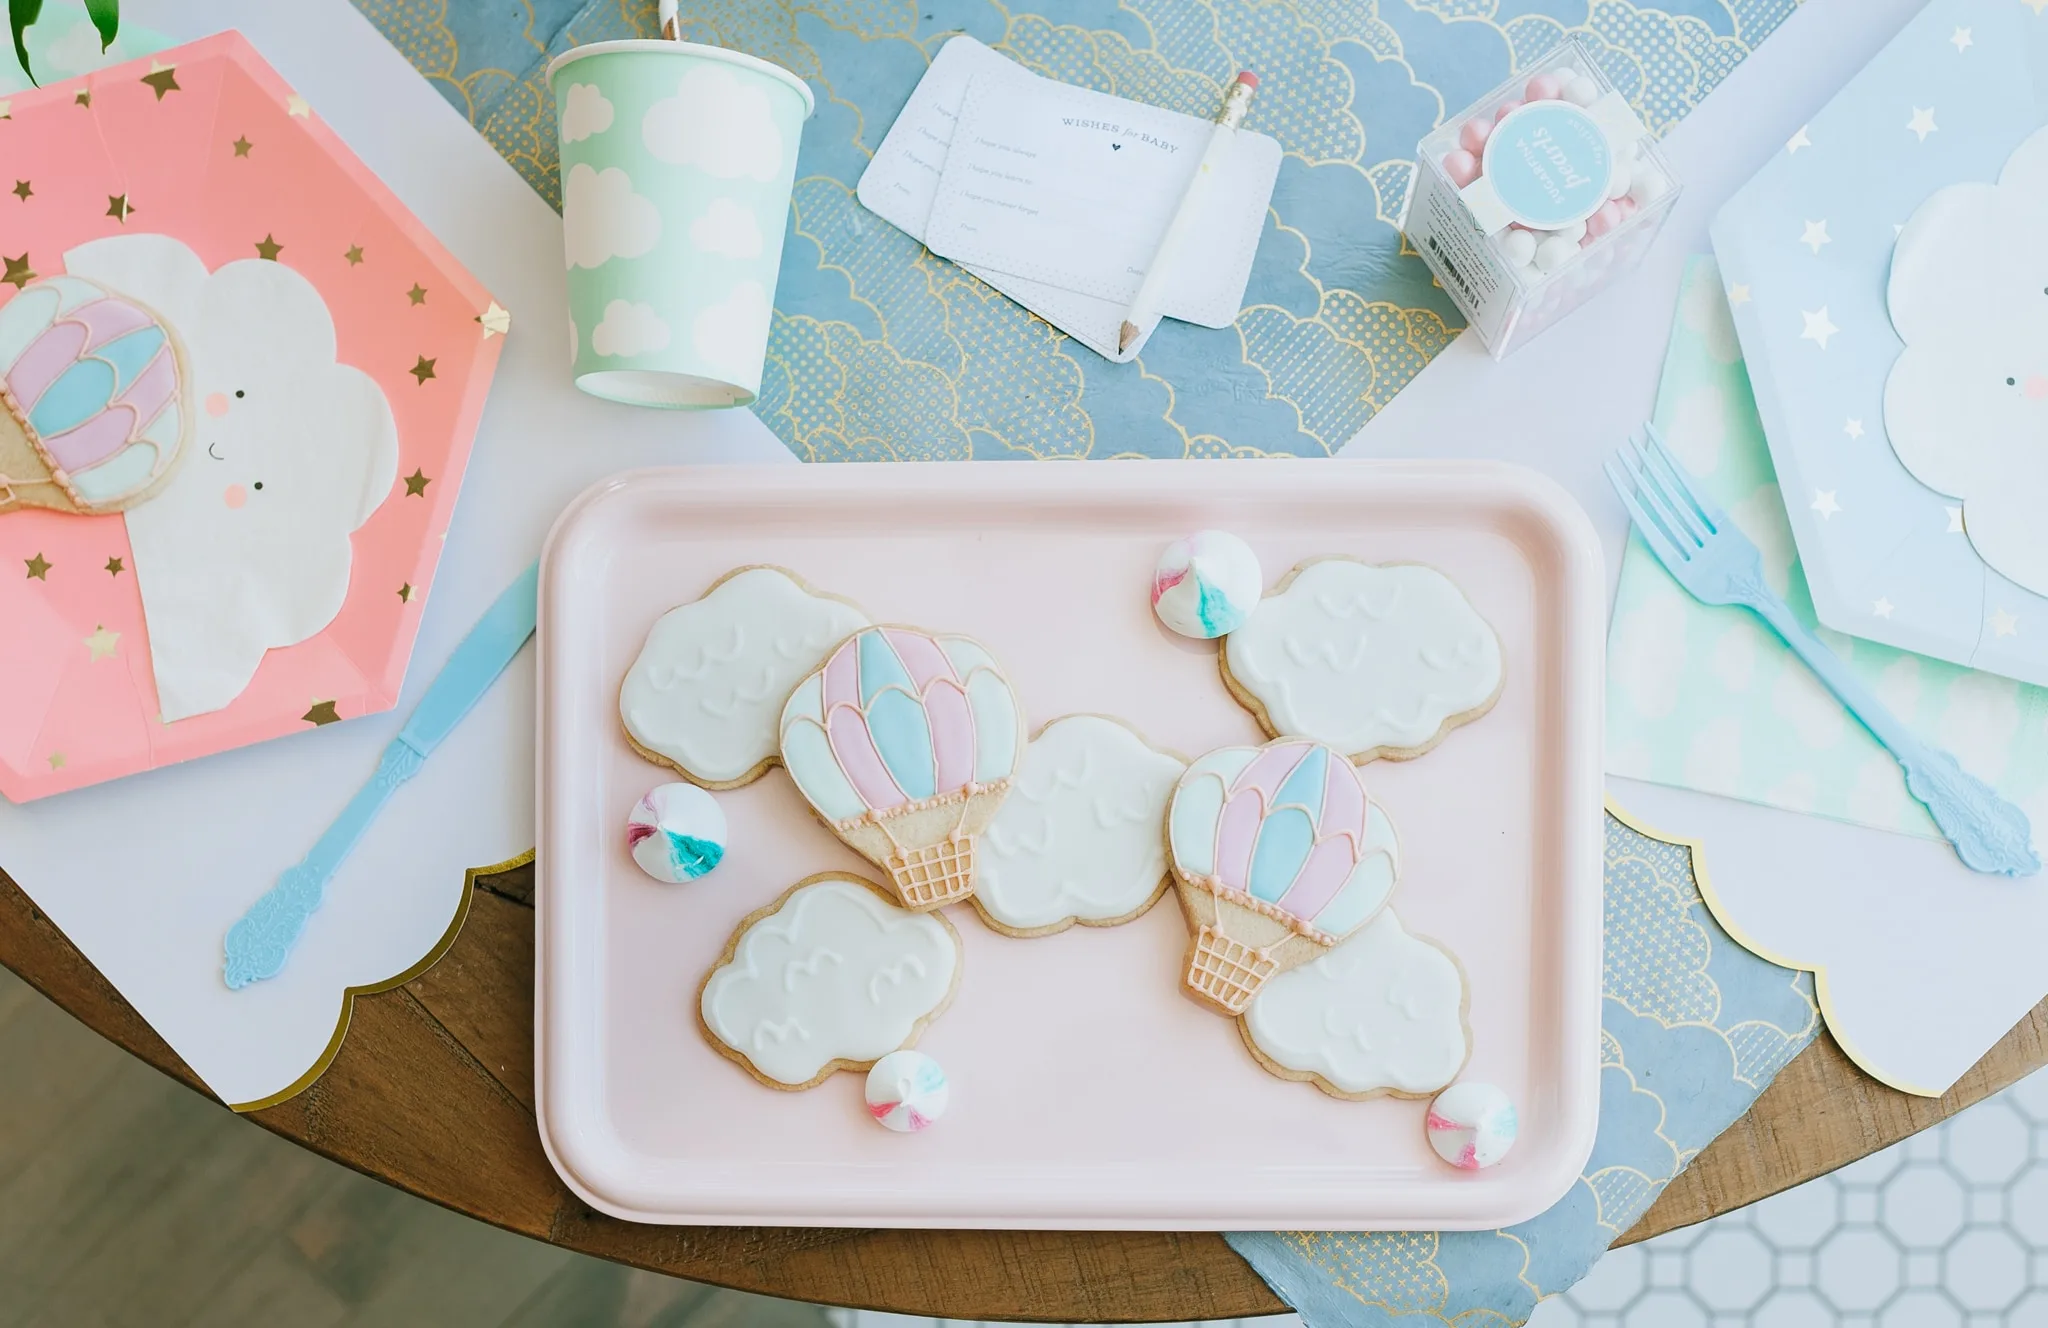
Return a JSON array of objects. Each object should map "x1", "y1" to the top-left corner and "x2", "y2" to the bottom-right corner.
[{"x1": 1404, "y1": 37, "x2": 1680, "y2": 359}]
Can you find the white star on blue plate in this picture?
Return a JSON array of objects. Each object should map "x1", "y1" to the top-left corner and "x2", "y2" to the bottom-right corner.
[
  {"x1": 1800, "y1": 219, "x2": 1832, "y2": 253},
  {"x1": 1801, "y1": 307, "x2": 1839, "y2": 349},
  {"x1": 1908, "y1": 107, "x2": 1938, "y2": 141}
]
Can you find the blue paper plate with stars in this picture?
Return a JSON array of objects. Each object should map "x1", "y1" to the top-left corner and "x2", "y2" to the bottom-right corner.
[{"x1": 1711, "y1": 0, "x2": 2048, "y2": 687}]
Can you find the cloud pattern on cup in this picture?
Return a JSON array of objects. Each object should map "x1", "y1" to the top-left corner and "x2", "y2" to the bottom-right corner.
[
  {"x1": 692, "y1": 280, "x2": 770, "y2": 379},
  {"x1": 689, "y1": 197, "x2": 763, "y2": 259},
  {"x1": 592, "y1": 299, "x2": 670, "y2": 357},
  {"x1": 558, "y1": 82, "x2": 614, "y2": 143},
  {"x1": 641, "y1": 64, "x2": 785, "y2": 181},
  {"x1": 562, "y1": 163, "x2": 661, "y2": 269}
]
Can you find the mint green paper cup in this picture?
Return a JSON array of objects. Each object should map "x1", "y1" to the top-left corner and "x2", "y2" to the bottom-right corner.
[{"x1": 546, "y1": 40, "x2": 814, "y2": 409}]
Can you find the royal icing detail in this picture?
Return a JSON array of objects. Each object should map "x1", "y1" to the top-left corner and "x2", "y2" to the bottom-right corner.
[
  {"x1": 976, "y1": 716, "x2": 1186, "y2": 933},
  {"x1": 699, "y1": 876, "x2": 959, "y2": 1088},
  {"x1": 1243, "y1": 908, "x2": 1468, "y2": 1097},
  {"x1": 620, "y1": 567, "x2": 868, "y2": 784},
  {"x1": 865, "y1": 1048, "x2": 950, "y2": 1132},
  {"x1": 626, "y1": 782, "x2": 727, "y2": 883},
  {"x1": 1151, "y1": 530, "x2": 1262, "y2": 640},
  {"x1": 1223, "y1": 560, "x2": 1502, "y2": 757},
  {"x1": 1427, "y1": 1081, "x2": 1517, "y2": 1168},
  {"x1": 779, "y1": 627, "x2": 1023, "y2": 910},
  {"x1": 1167, "y1": 739, "x2": 1399, "y2": 1014}
]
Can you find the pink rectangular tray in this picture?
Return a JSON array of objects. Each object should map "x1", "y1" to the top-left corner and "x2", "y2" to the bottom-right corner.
[{"x1": 535, "y1": 460, "x2": 1604, "y2": 1230}]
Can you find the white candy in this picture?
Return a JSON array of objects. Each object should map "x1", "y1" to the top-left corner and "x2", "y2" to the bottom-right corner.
[
  {"x1": 1563, "y1": 73, "x2": 1600, "y2": 106},
  {"x1": 627, "y1": 782, "x2": 727, "y2": 882},
  {"x1": 1427, "y1": 1081, "x2": 1517, "y2": 1169},
  {"x1": 1628, "y1": 162, "x2": 1669, "y2": 207},
  {"x1": 1547, "y1": 220, "x2": 1587, "y2": 245},
  {"x1": 1606, "y1": 165, "x2": 1632, "y2": 201},
  {"x1": 1151, "y1": 530, "x2": 1263, "y2": 639},
  {"x1": 1499, "y1": 228, "x2": 1537, "y2": 267},
  {"x1": 865, "y1": 1049, "x2": 949, "y2": 1132},
  {"x1": 1534, "y1": 236, "x2": 1579, "y2": 272}
]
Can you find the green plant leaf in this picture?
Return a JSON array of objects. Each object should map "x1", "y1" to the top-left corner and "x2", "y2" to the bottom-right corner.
[
  {"x1": 81, "y1": 0, "x2": 115, "y2": 52},
  {"x1": 9, "y1": 0, "x2": 44, "y2": 85}
]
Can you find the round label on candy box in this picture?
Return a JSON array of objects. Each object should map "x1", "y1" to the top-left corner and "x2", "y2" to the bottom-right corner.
[{"x1": 1473, "y1": 102, "x2": 1612, "y2": 230}]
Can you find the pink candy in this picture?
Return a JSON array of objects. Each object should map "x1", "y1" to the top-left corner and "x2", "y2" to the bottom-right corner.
[
  {"x1": 1583, "y1": 200, "x2": 1623, "y2": 239},
  {"x1": 1443, "y1": 149, "x2": 1481, "y2": 187},
  {"x1": 1493, "y1": 98, "x2": 1524, "y2": 123},
  {"x1": 1458, "y1": 117, "x2": 1492, "y2": 153},
  {"x1": 1523, "y1": 73, "x2": 1563, "y2": 102}
]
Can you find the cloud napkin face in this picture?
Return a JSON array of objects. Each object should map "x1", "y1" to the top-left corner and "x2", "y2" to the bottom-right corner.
[
  {"x1": 67, "y1": 233, "x2": 399, "y2": 723},
  {"x1": 1886, "y1": 125, "x2": 2048, "y2": 600}
]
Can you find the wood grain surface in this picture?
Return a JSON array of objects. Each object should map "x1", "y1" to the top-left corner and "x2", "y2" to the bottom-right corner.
[{"x1": 3, "y1": 859, "x2": 2038, "y2": 1324}]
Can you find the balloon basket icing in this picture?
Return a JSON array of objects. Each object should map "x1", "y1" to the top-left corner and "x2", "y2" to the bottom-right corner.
[
  {"x1": 888, "y1": 835, "x2": 976, "y2": 910},
  {"x1": 1185, "y1": 923, "x2": 1279, "y2": 1014}
]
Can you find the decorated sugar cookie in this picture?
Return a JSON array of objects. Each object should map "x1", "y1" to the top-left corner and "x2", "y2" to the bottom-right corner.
[
  {"x1": 1167, "y1": 738, "x2": 1399, "y2": 1015},
  {"x1": 1240, "y1": 908, "x2": 1469, "y2": 1099},
  {"x1": 619, "y1": 566, "x2": 869, "y2": 788},
  {"x1": 1221, "y1": 558, "x2": 1503, "y2": 762},
  {"x1": 698, "y1": 873, "x2": 962, "y2": 1091},
  {"x1": 626, "y1": 782, "x2": 727, "y2": 883},
  {"x1": 779, "y1": 626, "x2": 1024, "y2": 911},
  {"x1": 974, "y1": 715, "x2": 1187, "y2": 937}
]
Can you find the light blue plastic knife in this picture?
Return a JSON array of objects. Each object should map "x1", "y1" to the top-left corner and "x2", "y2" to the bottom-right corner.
[{"x1": 223, "y1": 561, "x2": 540, "y2": 990}]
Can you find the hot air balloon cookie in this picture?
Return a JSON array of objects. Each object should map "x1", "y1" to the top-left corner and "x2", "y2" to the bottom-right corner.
[
  {"x1": 0, "y1": 274, "x2": 193, "y2": 516},
  {"x1": 1166, "y1": 738, "x2": 1400, "y2": 1015},
  {"x1": 778, "y1": 626, "x2": 1025, "y2": 911}
]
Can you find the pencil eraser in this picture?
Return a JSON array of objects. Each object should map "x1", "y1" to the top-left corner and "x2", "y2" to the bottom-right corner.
[{"x1": 1235, "y1": 71, "x2": 1258, "y2": 89}]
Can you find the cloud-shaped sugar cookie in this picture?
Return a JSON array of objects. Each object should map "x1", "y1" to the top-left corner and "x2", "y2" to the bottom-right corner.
[
  {"x1": 699, "y1": 874, "x2": 961, "y2": 1089},
  {"x1": 1240, "y1": 907, "x2": 1469, "y2": 1099},
  {"x1": 973, "y1": 715, "x2": 1186, "y2": 936},
  {"x1": 1886, "y1": 125, "x2": 2048, "y2": 598},
  {"x1": 620, "y1": 566, "x2": 868, "y2": 786},
  {"x1": 64, "y1": 234, "x2": 398, "y2": 722},
  {"x1": 1222, "y1": 558, "x2": 1503, "y2": 760}
]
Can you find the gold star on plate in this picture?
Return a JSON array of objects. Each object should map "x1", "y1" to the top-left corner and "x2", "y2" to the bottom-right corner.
[
  {"x1": 344, "y1": 244, "x2": 364, "y2": 266},
  {"x1": 104, "y1": 556, "x2": 123, "y2": 576},
  {"x1": 0, "y1": 99, "x2": 11, "y2": 119},
  {"x1": 409, "y1": 355, "x2": 436, "y2": 385},
  {"x1": 403, "y1": 468, "x2": 431, "y2": 497},
  {"x1": 106, "y1": 193, "x2": 135, "y2": 223},
  {"x1": 285, "y1": 93, "x2": 311, "y2": 118},
  {"x1": 3, "y1": 254, "x2": 33, "y2": 289},
  {"x1": 232, "y1": 135, "x2": 253, "y2": 158},
  {"x1": 10, "y1": 180, "x2": 29, "y2": 202},
  {"x1": 141, "y1": 62, "x2": 180, "y2": 99},
  {"x1": 46, "y1": 752, "x2": 64, "y2": 771},
  {"x1": 254, "y1": 234, "x2": 283, "y2": 261},
  {"x1": 477, "y1": 301, "x2": 511, "y2": 338},
  {"x1": 74, "y1": 87, "x2": 91, "y2": 108},
  {"x1": 302, "y1": 699, "x2": 341, "y2": 726},
  {"x1": 406, "y1": 283, "x2": 428, "y2": 306},
  {"x1": 84, "y1": 624, "x2": 119, "y2": 661},
  {"x1": 24, "y1": 552, "x2": 50, "y2": 579},
  {"x1": 397, "y1": 582, "x2": 413, "y2": 602}
]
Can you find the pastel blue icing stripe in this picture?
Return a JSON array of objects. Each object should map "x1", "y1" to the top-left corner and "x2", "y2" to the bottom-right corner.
[
  {"x1": 69, "y1": 442, "x2": 159, "y2": 503},
  {"x1": 1271, "y1": 744, "x2": 1328, "y2": 820},
  {"x1": 94, "y1": 327, "x2": 164, "y2": 396},
  {"x1": 857, "y1": 629, "x2": 913, "y2": 707},
  {"x1": 1170, "y1": 773, "x2": 1226, "y2": 878},
  {"x1": 664, "y1": 832, "x2": 724, "y2": 880},
  {"x1": 1246, "y1": 806, "x2": 1315, "y2": 903},
  {"x1": 964, "y1": 669, "x2": 1016, "y2": 783},
  {"x1": 782, "y1": 718, "x2": 865, "y2": 821},
  {"x1": 865, "y1": 688, "x2": 935, "y2": 801},
  {"x1": 1313, "y1": 852, "x2": 1393, "y2": 937},
  {"x1": 28, "y1": 357, "x2": 115, "y2": 437}
]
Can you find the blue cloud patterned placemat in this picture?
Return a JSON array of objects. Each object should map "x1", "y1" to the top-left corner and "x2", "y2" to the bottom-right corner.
[
  {"x1": 1230, "y1": 810, "x2": 1817, "y2": 1327},
  {"x1": 355, "y1": 0, "x2": 1799, "y2": 460}
]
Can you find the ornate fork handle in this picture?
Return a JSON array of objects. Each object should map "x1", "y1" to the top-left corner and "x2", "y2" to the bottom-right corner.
[{"x1": 1736, "y1": 586, "x2": 2039, "y2": 877}]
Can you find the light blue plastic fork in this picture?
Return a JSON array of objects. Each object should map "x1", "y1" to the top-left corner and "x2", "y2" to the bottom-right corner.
[{"x1": 1606, "y1": 425, "x2": 2039, "y2": 878}]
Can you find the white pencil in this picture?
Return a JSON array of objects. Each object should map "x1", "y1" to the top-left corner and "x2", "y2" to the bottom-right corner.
[
  {"x1": 1117, "y1": 71, "x2": 1258, "y2": 356},
  {"x1": 657, "y1": 0, "x2": 681, "y2": 40}
]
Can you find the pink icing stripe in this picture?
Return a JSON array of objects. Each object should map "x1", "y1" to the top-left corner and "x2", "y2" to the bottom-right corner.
[
  {"x1": 41, "y1": 402, "x2": 138, "y2": 471},
  {"x1": 921, "y1": 680, "x2": 974, "y2": 794},
  {"x1": 881, "y1": 627, "x2": 956, "y2": 689},
  {"x1": 821, "y1": 637, "x2": 859, "y2": 711},
  {"x1": 6, "y1": 318, "x2": 88, "y2": 412},
  {"x1": 1212, "y1": 788, "x2": 1265, "y2": 894},
  {"x1": 1320, "y1": 753, "x2": 1367, "y2": 841},
  {"x1": 112, "y1": 343, "x2": 175, "y2": 426},
  {"x1": 827, "y1": 704, "x2": 906, "y2": 812},
  {"x1": 867, "y1": 1100, "x2": 898, "y2": 1121},
  {"x1": 1231, "y1": 741, "x2": 1312, "y2": 803},
  {"x1": 72, "y1": 296, "x2": 152, "y2": 350},
  {"x1": 1275, "y1": 834, "x2": 1358, "y2": 921},
  {"x1": 1425, "y1": 1111, "x2": 1460, "y2": 1132}
]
